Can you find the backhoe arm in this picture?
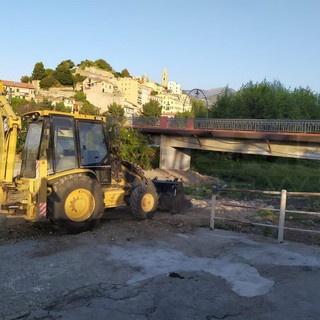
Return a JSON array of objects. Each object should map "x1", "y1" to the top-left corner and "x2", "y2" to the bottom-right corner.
[{"x1": 0, "y1": 91, "x2": 22, "y2": 183}]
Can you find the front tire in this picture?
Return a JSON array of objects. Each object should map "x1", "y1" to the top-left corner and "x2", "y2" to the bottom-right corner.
[
  {"x1": 129, "y1": 184, "x2": 159, "y2": 220},
  {"x1": 47, "y1": 174, "x2": 104, "y2": 233}
]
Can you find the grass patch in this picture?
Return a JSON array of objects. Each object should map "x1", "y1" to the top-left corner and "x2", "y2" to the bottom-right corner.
[
  {"x1": 184, "y1": 184, "x2": 212, "y2": 199},
  {"x1": 191, "y1": 151, "x2": 320, "y2": 192},
  {"x1": 257, "y1": 209, "x2": 278, "y2": 223}
]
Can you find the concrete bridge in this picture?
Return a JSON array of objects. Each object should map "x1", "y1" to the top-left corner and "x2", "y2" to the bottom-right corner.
[{"x1": 126, "y1": 117, "x2": 320, "y2": 170}]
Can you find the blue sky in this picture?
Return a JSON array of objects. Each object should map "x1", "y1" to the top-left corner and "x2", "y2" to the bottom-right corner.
[{"x1": 2, "y1": 0, "x2": 320, "y2": 92}]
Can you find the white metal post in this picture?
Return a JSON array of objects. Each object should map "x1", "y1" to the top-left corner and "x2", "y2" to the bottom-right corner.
[
  {"x1": 210, "y1": 187, "x2": 219, "y2": 230},
  {"x1": 278, "y1": 189, "x2": 287, "y2": 243}
]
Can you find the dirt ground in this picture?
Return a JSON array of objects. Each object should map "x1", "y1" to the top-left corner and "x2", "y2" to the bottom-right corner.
[
  {"x1": 1, "y1": 169, "x2": 320, "y2": 246},
  {"x1": 146, "y1": 168, "x2": 320, "y2": 245}
]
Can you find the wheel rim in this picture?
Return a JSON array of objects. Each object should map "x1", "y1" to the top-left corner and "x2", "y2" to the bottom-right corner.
[
  {"x1": 65, "y1": 188, "x2": 96, "y2": 222},
  {"x1": 141, "y1": 193, "x2": 155, "y2": 212}
]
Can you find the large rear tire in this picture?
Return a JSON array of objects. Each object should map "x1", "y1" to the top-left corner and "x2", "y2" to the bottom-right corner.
[
  {"x1": 47, "y1": 174, "x2": 104, "y2": 233},
  {"x1": 129, "y1": 184, "x2": 159, "y2": 220}
]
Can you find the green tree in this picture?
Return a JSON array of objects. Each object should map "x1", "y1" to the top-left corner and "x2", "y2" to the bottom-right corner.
[
  {"x1": 20, "y1": 75, "x2": 32, "y2": 83},
  {"x1": 110, "y1": 127, "x2": 155, "y2": 170},
  {"x1": 120, "y1": 128, "x2": 155, "y2": 169},
  {"x1": 211, "y1": 81, "x2": 303, "y2": 119},
  {"x1": 79, "y1": 101, "x2": 99, "y2": 115},
  {"x1": 40, "y1": 75, "x2": 59, "y2": 89},
  {"x1": 78, "y1": 59, "x2": 95, "y2": 69},
  {"x1": 60, "y1": 59, "x2": 75, "y2": 69},
  {"x1": 11, "y1": 97, "x2": 36, "y2": 114},
  {"x1": 175, "y1": 110, "x2": 194, "y2": 118},
  {"x1": 37, "y1": 99, "x2": 54, "y2": 110},
  {"x1": 210, "y1": 86, "x2": 237, "y2": 118},
  {"x1": 120, "y1": 69, "x2": 131, "y2": 77},
  {"x1": 45, "y1": 68, "x2": 54, "y2": 76},
  {"x1": 102, "y1": 103, "x2": 155, "y2": 169},
  {"x1": 73, "y1": 73, "x2": 87, "y2": 84},
  {"x1": 74, "y1": 91, "x2": 87, "y2": 102},
  {"x1": 94, "y1": 59, "x2": 112, "y2": 71},
  {"x1": 291, "y1": 87, "x2": 320, "y2": 119},
  {"x1": 103, "y1": 103, "x2": 125, "y2": 135},
  {"x1": 142, "y1": 100, "x2": 162, "y2": 117},
  {"x1": 104, "y1": 103, "x2": 125, "y2": 117},
  {"x1": 54, "y1": 102, "x2": 71, "y2": 113},
  {"x1": 54, "y1": 61, "x2": 74, "y2": 86},
  {"x1": 191, "y1": 99, "x2": 207, "y2": 118},
  {"x1": 32, "y1": 62, "x2": 46, "y2": 80}
]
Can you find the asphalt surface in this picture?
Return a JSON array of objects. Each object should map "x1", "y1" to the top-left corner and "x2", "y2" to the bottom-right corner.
[{"x1": 1, "y1": 225, "x2": 320, "y2": 320}]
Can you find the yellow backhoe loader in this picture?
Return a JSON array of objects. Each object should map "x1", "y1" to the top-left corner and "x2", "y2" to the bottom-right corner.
[{"x1": 0, "y1": 82, "x2": 191, "y2": 233}]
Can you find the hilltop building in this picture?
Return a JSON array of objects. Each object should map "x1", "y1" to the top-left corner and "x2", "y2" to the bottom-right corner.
[
  {"x1": 3, "y1": 66, "x2": 192, "y2": 116},
  {"x1": 1, "y1": 80, "x2": 35, "y2": 100},
  {"x1": 167, "y1": 81, "x2": 182, "y2": 95},
  {"x1": 82, "y1": 76, "x2": 124, "y2": 113},
  {"x1": 162, "y1": 67, "x2": 168, "y2": 88},
  {"x1": 67, "y1": 66, "x2": 190, "y2": 116},
  {"x1": 151, "y1": 92, "x2": 191, "y2": 117},
  {"x1": 138, "y1": 84, "x2": 153, "y2": 106},
  {"x1": 116, "y1": 77, "x2": 139, "y2": 107},
  {"x1": 51, "y1": 97, "x2": 83, "y2": 113}
]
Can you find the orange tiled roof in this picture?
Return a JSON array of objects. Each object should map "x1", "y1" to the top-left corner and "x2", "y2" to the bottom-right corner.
[{"x1": 1, "y1": 80, "x2": 35, "y2": 89}]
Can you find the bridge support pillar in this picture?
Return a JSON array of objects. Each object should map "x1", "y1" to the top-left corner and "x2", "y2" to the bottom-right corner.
[{"x1": 159, "y1": 135, "x2": 191, "y2": 170}]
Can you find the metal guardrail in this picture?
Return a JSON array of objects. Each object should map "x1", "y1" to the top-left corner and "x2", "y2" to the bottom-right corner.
[
  {"x1": 210, "y1": 187, "x2": 320, "y2": 242},
  {"x1": 194, "y1": 119, "x2": 320, "y2": 133},
  {"x1": 126, "y1": 117, "x2": 320, "y2": 133},
  {"x1": 125, "y1": 117, "x2": 160, "y2": 127},
  {"x1": 167, "y1": 117, "x2": 188, "y2": 129}
]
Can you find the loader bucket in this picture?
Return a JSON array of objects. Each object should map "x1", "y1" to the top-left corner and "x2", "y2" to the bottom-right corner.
[{"x1": 152, "y1": 178, "x2": 192, "y2": 214}]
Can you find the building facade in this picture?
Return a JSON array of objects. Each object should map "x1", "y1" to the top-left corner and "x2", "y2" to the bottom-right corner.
[
  {"x1": 168, "y1": 81, "x2": 182, "y2": 95},
  {"x1": 1, "y1": 80, "x2": 36, "y2": 100},
  {"x1": 2, "y1": 66, "x2": 189, "y2": 117},
  {"x1": 152, "y1": 92, "x2": 192, "y2": 116},
  {"x1": 116, "y1": 77, "x2": 140, "y2": 107}
]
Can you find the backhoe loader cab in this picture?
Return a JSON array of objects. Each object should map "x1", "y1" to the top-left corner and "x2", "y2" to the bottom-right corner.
[
  {"x1": 21, "y1": 111, "x2": 110, "y2": 180},
  {"x1": 0, "y1": 108, "x2": 191, "y2": 233}
]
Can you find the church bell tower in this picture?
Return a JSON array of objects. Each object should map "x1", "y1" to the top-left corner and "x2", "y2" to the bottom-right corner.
[{"x1": 162, "y1": 67, "x2": 168, "y2": 88}]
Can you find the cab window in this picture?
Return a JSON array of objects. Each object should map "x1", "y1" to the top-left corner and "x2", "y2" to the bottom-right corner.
[
  {"x1": 52, "y1": 116, "x2": 77, "y2": 172},
  {"x1": 79, "y1": 122, "x2": 108, "y2": 166}
]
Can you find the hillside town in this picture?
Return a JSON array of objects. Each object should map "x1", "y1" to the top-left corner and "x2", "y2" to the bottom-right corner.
[{"x1": 1, "y1": 66, "x2": 192, "y2": 117}]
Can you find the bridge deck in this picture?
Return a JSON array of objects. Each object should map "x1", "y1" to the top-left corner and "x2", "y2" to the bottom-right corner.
[{"x1": 133, "y1": 126, "x2": 320, "y2": 143}]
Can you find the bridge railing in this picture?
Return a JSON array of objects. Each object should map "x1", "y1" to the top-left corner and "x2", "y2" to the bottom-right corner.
[
  {"x1": 125, "y1": 116, "x2": 161, "y2": 127},
  {"x1": 126, "y1": 117, "x2": 320, "y2": 133},
  {"x1": 194, "y1": 119, "x2": 320, "y2": 133},
  {"x1": 167, "y1": 117, "x2": 188, "y2": 128}
]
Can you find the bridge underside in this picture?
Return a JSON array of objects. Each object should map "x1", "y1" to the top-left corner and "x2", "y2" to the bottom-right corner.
[{"x1": 158, "y1": 134, "x2": 320, "y2": 170}]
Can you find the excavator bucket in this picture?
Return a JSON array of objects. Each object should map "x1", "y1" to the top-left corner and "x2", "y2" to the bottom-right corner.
[{"x1": 152, "y1": 178, "x2": 192, "y2": 214}]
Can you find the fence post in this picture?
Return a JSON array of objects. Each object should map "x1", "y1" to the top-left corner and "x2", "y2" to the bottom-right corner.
[
  {"x1": 278, "y1": 189, "x2": 287, "y2": 243},
  {"x1": 210, "y1": 186, "x2": 220, "y2": 230}
]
